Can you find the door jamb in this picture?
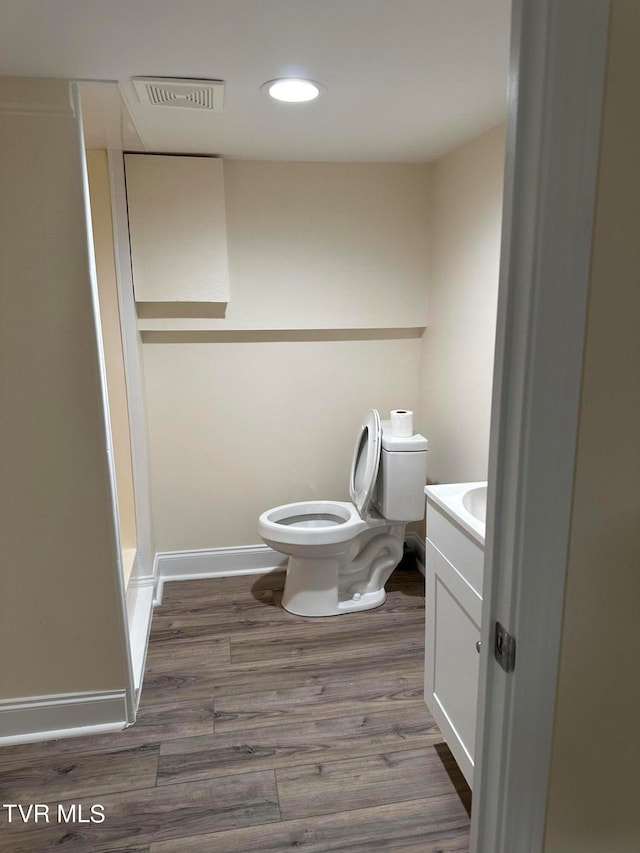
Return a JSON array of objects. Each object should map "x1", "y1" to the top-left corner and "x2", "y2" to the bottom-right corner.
[{"x1": 470, "y1": 2, "x2": 610, "y2": 850}]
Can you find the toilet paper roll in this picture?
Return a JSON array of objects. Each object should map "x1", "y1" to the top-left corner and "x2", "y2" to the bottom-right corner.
[{"x1": 390, "y1": 409, "x2": 414, "y2": 437}]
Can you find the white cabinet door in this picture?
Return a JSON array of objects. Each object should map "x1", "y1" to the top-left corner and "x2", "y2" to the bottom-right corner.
[
  {"x1": 125, "y1": 153, "x2": 229, "y2": 303},
  {"x1": 425, "y1": 538, "x2": 481, "y2": 787}
]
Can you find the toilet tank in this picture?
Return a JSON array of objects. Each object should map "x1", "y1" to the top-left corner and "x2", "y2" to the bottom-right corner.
[{"x1": 373, "y1": 428, "x2": 428, "y2": 522}]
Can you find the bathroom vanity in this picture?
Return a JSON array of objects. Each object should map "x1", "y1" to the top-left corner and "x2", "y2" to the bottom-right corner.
[{"x1": 424, "y1": 482, "x2": 486, "y2": 788}]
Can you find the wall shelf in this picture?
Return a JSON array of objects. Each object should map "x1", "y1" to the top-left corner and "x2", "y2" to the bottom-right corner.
[{"x1": 137, "y1": 326, "x2": 426, "y2": 342}]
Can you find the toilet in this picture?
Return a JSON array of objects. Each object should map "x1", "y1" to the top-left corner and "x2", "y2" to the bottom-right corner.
[{"x1": 258, "y1": 409, "x2": 428, "y2": 616}]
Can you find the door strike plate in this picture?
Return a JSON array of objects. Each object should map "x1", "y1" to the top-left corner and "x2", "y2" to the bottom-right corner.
[{"x1": 494, "y1": 622, "x2": 516, "y2": 672}]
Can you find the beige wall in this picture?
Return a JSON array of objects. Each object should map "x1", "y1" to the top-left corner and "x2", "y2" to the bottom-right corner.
[
  {"x1": 0, "y1": 79, "x2": 127, "y2": 697},
  {"x1": 544, "y1": 3, "x2": 640, "y2": 850},
  {"x1": 138, "y1": 162, "x2": 431, "y2": 331},
  {"x1": 141, "y1": 161, "x2": 431, "y2": 551},
  {"x1": 222, "y1": 162, "x2": 431, "y2": 329},
  {"x1": 143, "y1": 334, "x2": 422, "y2": 550},
  {"x1": 141, "y1": 148, "x2": 509, "y2": 551},
  {"x1": 419, "y1": 124, "x2": 505, "y2": 484},
  {"x1": 87, "y1": 150, "x2": 137, "y2": 584}
]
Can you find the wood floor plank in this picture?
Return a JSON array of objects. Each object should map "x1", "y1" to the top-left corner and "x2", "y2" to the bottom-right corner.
[
  {"x1": 213, "y1": 670, "x2": 424, "y2": 731},
  {"x1": 138, "y1": 670, "x2": 219, "y2": 706},
  {"x1": 157, "y1": 565, "x2": 421, "y2": 613},
  {"x1": 144, "y1": 636, "x2": 230, "y2": 671},
  {"x1": 228, "y1": 616, "x2": 424, "y2": 665},
  {"x1": 0, "y1": 743, "x2": 159, "y2": 805},
  {"x1": 0, "y1": 701, "x2": 215, "y2": 761},
  {"x1": 387, "y1": 565, "x2": 425, "y2": 589},
  {"x1": 151, "y1": 566, "x2": 424, "y2": 651},
  {"x1": 141, "y1": 642, "x2": 423, "y2": 706},
  {"x1": 154, "y1": 576, "x2": 424, "y2": 622},
  {"x1": 138, "y1": 637, "x2": 231, "y2": 705},
  {"x1": 434, "y1": 742, "x2": 473, "y2": 815},
  {"x1": 158, "y1": 571, "x2": 285, "y2": 606},
  {"x1": 149, "y1": 589, "x2": 292, "y2": 645},
  {"x1": 149, "y1": 794, "x2": 470, "y2": 853},
  {"x1": 153, "y1": 586, "x2": 280, "y2": 619},
  {"x1": 157, "y1": 705, "x2": 441, "y2": 786},
  {"x1": 149, "y1": 613, "x2": 423, "y2": 649},
  {"x1": 0, "y1": 772, "x2": 279, "y2": 853},
  {"x1": 276, "y1": 745, "x2": 460, "y2": 820},
  {"x1": 150, "y1": 596, "x2": 425, "y2": 648}
]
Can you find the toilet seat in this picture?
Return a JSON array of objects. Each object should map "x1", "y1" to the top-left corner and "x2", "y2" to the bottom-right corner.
[
  {"x1": 259, "y1": 500, "x2": 367, "y2": 547},
  {"x1": 349, "y1": 409, "x2": 381, "y2": 518},
  {"x1": 258, "y1": 410, "x2": 383, "y2": 548}
]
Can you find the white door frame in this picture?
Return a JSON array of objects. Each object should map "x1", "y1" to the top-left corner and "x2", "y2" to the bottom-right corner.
[
  {"x1": 72, "y1": 83, "x2": 137, "y2": 724},
  {"x1": 471, "y1": 1, "x2": 610, "y2": 851}
]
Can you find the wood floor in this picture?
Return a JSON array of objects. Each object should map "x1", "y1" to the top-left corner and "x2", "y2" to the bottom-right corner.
[{"x1": 0, "y1": 565, "x2": 471, "y2": 852}]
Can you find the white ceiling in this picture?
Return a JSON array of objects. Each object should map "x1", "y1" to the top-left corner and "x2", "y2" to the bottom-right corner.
[{"x1": 0, "y1": 0, "x2": 511, "y2": 162}]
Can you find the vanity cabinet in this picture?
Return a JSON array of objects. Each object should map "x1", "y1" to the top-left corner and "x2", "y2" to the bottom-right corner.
[
  {"x1": 124, "y1": 153, "x2": 229, "y2": 303},
  {"x1": 425, "y1": 498, "x2": 484, "y2": 788}
]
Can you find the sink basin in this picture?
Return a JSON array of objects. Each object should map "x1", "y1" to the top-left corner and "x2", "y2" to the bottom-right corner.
[{"x1": 462, "y1": 484, "x2": 487, "y2": 525}]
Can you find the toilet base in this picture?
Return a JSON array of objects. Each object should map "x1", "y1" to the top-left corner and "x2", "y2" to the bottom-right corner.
[
  {"x1": 281, "y1": 556, "x2": 340, "y2": 617},
  {"x1": 281, "y1": 553, "x2": 391, "y2": 617},
  {"x1": 336, "y1": 588, "x2": 387, "y2": 613}
]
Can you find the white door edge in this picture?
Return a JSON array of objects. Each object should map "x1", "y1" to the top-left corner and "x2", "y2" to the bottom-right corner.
[{"x1": 471, "y1": 2, "x2": 610, "y2": 851}]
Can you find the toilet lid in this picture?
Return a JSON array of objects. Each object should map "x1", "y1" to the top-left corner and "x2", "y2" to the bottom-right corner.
[{"x1": 349, "y1": 409, "x2": 381, "y2": 518}]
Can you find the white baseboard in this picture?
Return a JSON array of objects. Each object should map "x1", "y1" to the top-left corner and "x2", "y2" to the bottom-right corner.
[
  {"x1": 0, "y1": 690, "x2": 129, "y2": 747},
  {"x1": 406, "y1": 532, "x2": 426, "y2": 575},
  {"x1": 154, "y1": 543, "x2": 287, "y2": 605},
  {"x1": 126, "y1": 577, "x2": 155, "y2": 700}
]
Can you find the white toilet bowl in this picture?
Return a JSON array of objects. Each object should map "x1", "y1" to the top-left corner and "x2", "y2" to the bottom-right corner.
[
  {"x1": 258, "y1": 410, "x2": 428, "y2": 617},
  {"x1": 260, "y1": 498, "x2": 403, "y2": 616},
  {"x1": 259, "y1": 500, "x2": 368, "y2": 557}
]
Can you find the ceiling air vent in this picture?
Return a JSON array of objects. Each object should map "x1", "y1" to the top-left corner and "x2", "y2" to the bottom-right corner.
[{"x1": 132, "y1": 77, "x2": 224, "y2": 111}]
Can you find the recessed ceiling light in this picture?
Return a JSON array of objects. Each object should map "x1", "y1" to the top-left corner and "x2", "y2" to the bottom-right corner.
[{"x1": 262, "y1": 78, "x2": 323, "y2": 103}]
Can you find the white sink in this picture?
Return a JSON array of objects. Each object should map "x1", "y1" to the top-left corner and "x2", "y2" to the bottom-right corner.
[{"x1": 462, "y1": 484, "x2": 487, "y2": 525}]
